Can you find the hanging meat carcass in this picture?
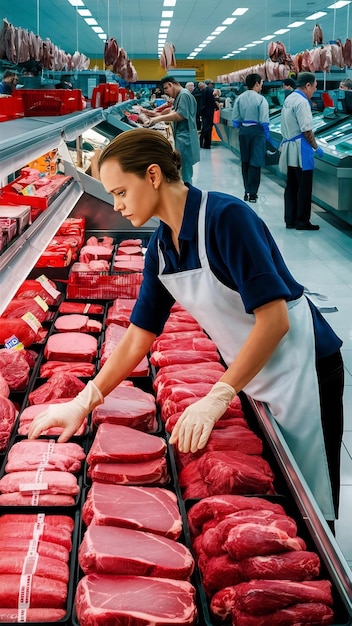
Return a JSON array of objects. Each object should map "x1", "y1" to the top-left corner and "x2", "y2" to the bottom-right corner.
[{"x1": 313, "y1": 24, "x2": 323, "y2": 46}]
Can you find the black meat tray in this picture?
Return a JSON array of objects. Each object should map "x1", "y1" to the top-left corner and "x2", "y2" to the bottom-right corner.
[{"x1": 0, "y1": 507, "x2": 80, "y2": 626}]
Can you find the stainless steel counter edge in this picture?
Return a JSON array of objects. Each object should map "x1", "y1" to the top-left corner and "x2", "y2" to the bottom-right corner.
[{"x1": 249, "y1": 397, "x2": 352, "y2": 616}]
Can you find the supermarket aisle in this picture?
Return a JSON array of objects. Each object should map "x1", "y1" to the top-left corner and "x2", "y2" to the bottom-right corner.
[{"x1": 192, "y1": 141, "x2": 352, "y2": 569}]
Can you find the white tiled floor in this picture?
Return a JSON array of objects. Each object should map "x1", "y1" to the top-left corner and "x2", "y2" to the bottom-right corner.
[{"x1": 192, "y1": 141, "x2": 352, "y2": 568}]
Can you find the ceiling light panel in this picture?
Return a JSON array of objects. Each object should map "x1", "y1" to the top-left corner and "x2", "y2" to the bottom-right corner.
[
  {"x1": 328, "y1": 1, "x2": 351, "y2": 7},
  {"x1": 305, "y1": 11, "x2": 327, "y2": 19}
]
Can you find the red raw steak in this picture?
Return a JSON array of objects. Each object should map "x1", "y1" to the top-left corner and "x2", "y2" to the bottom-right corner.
[
  {"x1": 2, "y1": 298, "x2": 48, "y2": 323},
  {"x1": 0, "y1": 470, "x2": 80, "y2": 497},
  {"x1": 44, "y1": 332, "x2": 98, "y2": 362},
  {"x1": 58, "y1": 302, "x2": 104, "y2": 315},
  {"x1": 0, "y1": 538, "x2": 70, "y2": 563},
  {"x1": 0, "y1": 609, "x2": 66, "y2": 622},
  {"x1": 39, "y1": 360, "x2": 95, "y2": 378},
  {"x1": 88, "y1": 457, "x2": 169, "y2": 486},
  {"x1": 75, "y1": 574, "x2": 197, "y2": 625},
  {"x1": 82, "y1": 484, "x2": 182, "y2": 540},
  {"x1": 0, "y1": 575, "x2": 67, "y2": 608},
  {"x1": 79, "y1": 525, "x2": 194, "y2": 579},
  {"x1": 100, "y1": 324, "x2": 149, "y2": 374},
  {"x1": 224, "y1": 523, "x2": 306, "y2": 561},
  {"x1": 105, "y1": 298, "x2": 137, "y2": 327},
  {"x1": 28, "y1": 372, "x2": 85, "y2": 404},
  {"x1": 187, "y1": 495, "x2": 286, "y2": 537},
  {"x1": 92, "y1": 384, "x2": 157, "y2": 431},
  {"x1": 87, "y1": 424, "x2": 166, "y2": 465},
  {"x1": 0, "y1": 493, "x2": 75, "y2": 506},
  {"x1": 0, "y1": 552, "x2": 69, "y2": 582},
  {"x1": 0, "y1": 348, "x2": 30, "y2": 391},
  {"x1": 0, "y1": 397, "x2": 17, "y2": 452},
  {"x1": 150, "y1": 350, "x2": 220, "y2": 367},
  {"x1": 15, "y1": 278, "x2": 61, "y2": 305},
  {"x1": 232, "y1": 579, "x2": 333, "y2": 613}
]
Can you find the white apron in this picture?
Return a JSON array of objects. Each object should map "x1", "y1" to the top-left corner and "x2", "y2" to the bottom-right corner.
[{"x1": 158, "y1": 191, "x2": 334, "y2": 519}]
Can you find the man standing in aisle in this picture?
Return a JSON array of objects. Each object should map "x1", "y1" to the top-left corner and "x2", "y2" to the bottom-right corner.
[
  {"x1": 231, "y1": 73, "x2": 269, "y2": 203},
  {"x1": 279, "y1": 71, "x2": 322, "y2": 231},
  {"x1": 0, "y1": 70, "x2": 18, "y2": 96},
  {"x1": 147, "y1": 76, "x2": 200, "y2": 185},
  {"x1": 199, "y1": 79, "x2": 217, "y2": 149},
  {"x1": 192, "y1": 81, "x2": 206, "y2": 131}
]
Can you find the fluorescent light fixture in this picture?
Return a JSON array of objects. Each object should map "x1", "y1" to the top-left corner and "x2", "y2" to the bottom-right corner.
[
  {"x1": 238, "y1": 47, "x2": 247, "y2": 50},
  {"x1": 164, "y1": 0, "x2": 176, "y2": 5},
  {"x1": 306, "y1": 11, "x2": 327, "y2": 19},
  {"x1": 68, "y1": 0, "x2": 84, "y2": 5},
  {"x1": 252, "y1": 40, "x2": 263, "y2": 44},
  {"x1": 232, "y1": 8, "x2": 248, "y2": 15},
  {"x1": 98, "y1": 33, "x2": 107, "y2": 39},
  {"x1": 288, "y1": 21, "x2": 305, "y2": 27},
  {"x1": 213, "y1": 26, "x2": 227, "y2": 33},
  {"x1": 261, "y1": 34, "x2": 275, "y2": 40},
  {"x1": 159, "y1": 28, "x2": 169, "y2": 33},
  {"x1": 162, "y1": 11, "x2": 173, "y2": 17},
  {"x1": 77, "y1": 9, "x2": 92, "y2": 16},
  {"x1": 199, "y1": 43, "x2": 207, "y2": 48},
  {"x1": 158, "y1": 36, "x2": 167, "y2": 40},
  {"x1": 194, "y1": 47, "x2": 202, "y2": 51},
  {"x1": 92, "y1": 26, "x2": 103, "y2": 32},
  {"x1": 84, "y1": 17, "x2": 98, "y2": 25},
  {"x1": 205, "y1": 35, "x2": 216, "y2": 40},
  {"x1": 328, "y1": 1, "x2": 351, "y2": 7},
  {"x1": 274, "y1": 28, "x2": 289, "y2": 34},
  {"x1": 245, "y1": 43, "x2": 256, "y2": 47},
  {"x1": 223, "y1": 18, "x2": 236, "y2": 25},
  {"x1": 232, "y1": 50, "x2": 241, "y2": 54},
  {"x1": 160, "y1": 20, "x2": 171, "y2": 27}
]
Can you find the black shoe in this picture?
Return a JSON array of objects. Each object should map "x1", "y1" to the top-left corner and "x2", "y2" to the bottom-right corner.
[
  {"x1": 244, "y1": 193, "x2": 249, "y2": 201},
  {"x1": 296, "y1": 223, "x2": 320, "y2": 231},
  {"x1": 286, "y1": 224, "x2": 295, "y2": 229},
  {"x1": 249, "y1": 194, "x2": 257, "y2": 203}
]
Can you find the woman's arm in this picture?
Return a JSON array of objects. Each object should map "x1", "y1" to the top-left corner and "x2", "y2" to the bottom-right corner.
[{"x1": 28, "y1": 324, "x2": 156, "y2": 441}]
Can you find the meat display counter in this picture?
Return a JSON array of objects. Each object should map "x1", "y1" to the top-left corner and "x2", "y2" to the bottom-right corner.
[
  {"x1": 313, "y1": 119, "x2": 352, "y2": 224},
  {"x1": 269, "y1": 110, "x2": 350, "y2": 149}
]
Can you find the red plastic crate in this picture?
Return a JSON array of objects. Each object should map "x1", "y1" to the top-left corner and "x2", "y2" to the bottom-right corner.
[
  {"x1": 19, "y1": 89, "x2": 83, "y2": 116},
  {"x1": 0, "y1": 94, "x2": 24, "y2": 122}
]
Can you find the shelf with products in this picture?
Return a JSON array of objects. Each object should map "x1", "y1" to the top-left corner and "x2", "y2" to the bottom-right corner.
[{"x1": 0, "y1": 108, "x2": 106, "y2": 316}]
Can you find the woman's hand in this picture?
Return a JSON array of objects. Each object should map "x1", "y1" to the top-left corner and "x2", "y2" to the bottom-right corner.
[{"x1": 28, "y1": 381, "x2": 103, "y2": 442}]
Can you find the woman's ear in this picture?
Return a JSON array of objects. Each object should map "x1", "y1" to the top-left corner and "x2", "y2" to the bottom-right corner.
[{"x1": 146, "y1": 164, "x2": 162, "y2": 189}]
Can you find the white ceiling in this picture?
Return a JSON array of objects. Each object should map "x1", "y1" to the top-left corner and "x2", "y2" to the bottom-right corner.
[{"x1": 2, "y1": 0, "x2": 352, "y2": 62}]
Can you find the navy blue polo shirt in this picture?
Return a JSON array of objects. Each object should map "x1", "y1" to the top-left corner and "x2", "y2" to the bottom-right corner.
[{"x1": 131, "y1": 185, "x2": 342, "y2": 359}]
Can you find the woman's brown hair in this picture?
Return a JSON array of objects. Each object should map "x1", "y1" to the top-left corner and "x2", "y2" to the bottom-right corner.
[{"x1": 98, "y1": 128, "x2": 181, "y2": 182}]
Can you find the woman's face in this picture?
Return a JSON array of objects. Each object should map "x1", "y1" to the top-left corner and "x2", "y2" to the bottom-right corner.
[{"x1": 100, "y1": 159, "x2": 159, "y2": 228}]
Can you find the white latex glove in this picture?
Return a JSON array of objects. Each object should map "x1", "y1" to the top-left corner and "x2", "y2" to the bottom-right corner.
[
  {"x1": 27, "y1": 381, "x2": 103, "y2": 443},
  {"x1": 169, "y1": 382, "x2": 236, "y2": 453}
]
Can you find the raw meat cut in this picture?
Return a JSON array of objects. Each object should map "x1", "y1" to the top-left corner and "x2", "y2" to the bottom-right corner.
[
  {"x1": 150, "y1": 350, "x2": 220, "y2": 367},
  {"x1": 201, "y1": 554, "x2": 242, "y2": 594},
  {"x1": 5, "y1": 439, "x2": 85, "y2": 473},
  {"x1": 0, "y1": 515, "x2": 73, "y2": 549},
  {"x1": 0, "y1": 493, "x2": 75, "y2": 506},
  {"x1": 82, "y1": 483, "x2": 182, "y2": 540},
  {"x1": 105, "y1": 298, "x2": 136, "y2": 327},
  {"x1": 233, "y1": 579, "x2": 333, "y2": 613},
  {"x1": 0, "y1": 348, "x2": 30, "y2": 391},
  {"x1": 15, "y1": 278, "x2": 61, "y2": 305},
  {"x1": 0, "y1": 373, "x2": 9, "y2": 397},
  {"x1": 187, "y1": 495, "x2": 286, "y2": 537},
  {"x1": 0, "y1": 552, "x2": 69, "y2": 582},
  {"x1": 39, "y1": 360, "x2": 95, "y2": 378},
  {"x1": 92, "y1": 384, "x2": 157, "y2": 431},
  {"x1": 0, "y1": 469, "x2": 80, "y2": 497},
  {"x1": 87, "y1": 424, "x2": 166, "y2": 465},
  {"x1": 155, "y1": 337, "x2": 218, "y2": 353},
  {"x1": 79, "y1": 525, "x2": 194, "y2": 579},
  {"x1": 240, "y1": 550, "x2": 321, "y2": 581},
  {"x1": 0, "y1": 538, "x2": 70, "y2": 563},
  {"x1": 54, "y1": 314, "x2": 90, "y2": 332},
  {"x1": 0, "y1": 609, "x2": 66, "y2": 622},
  {"x1": 0, "y1": 317, "x2": 40, "y2": 348},
  {"x1": 88, "y1": 457, "x2": 169, "y2": 485},
  {"x1": 152, "y1": 330, "x2": 209, "y2": 353},
  {"x1": 2, "y1": 298, "x2": 48, "y2": 323},
  {"x1": 28, "y1": 372, "x2": 85, "y2": 404},
  {"x1": 224, "y1": 523, "x2": 306, "y2": 561},
  {"x1": 179, "y1": 451, "x2": 275, "y2": 498},
  {"x1": 0, "y1": 575, "x2": 67, "y2": 608},
  {"x1": 44, "y1": 332, "x2": 97, "y2": 362},
  {"x1": 18, "y1": 400, "x2": 87, "y2": 437},
  {"x1": 233, "y1": 603, "x2": 334, "y2": 625},
  {"x1": 75, "y1": 574, "x2": 197, "y2": 625},
  {"x1": 201, "y1": 510, "x2": 298, "y2": 557},
  {"x1": 100, "y1": 323, "x2": 149, "y2": 374},
  {"x1": 58, "y1": 302, "x2": 104, "y2": 314},
  {"x1": 0, "y1": 396, "x2": 17, "y2": 452}
]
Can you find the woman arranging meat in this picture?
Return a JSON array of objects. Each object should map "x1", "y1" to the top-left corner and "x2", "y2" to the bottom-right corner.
[{"x1": 28, "y1": 128, "x2": 344, "y2": 526}]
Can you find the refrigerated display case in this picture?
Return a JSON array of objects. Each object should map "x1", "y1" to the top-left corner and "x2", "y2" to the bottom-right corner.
[{"x1": 269, "y1": 110, "x2": 350, "y2": 148}]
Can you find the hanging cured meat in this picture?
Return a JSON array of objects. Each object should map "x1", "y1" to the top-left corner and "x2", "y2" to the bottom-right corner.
[{"x1": 313, "y1": 24, "x2": 323, "y2": 45}]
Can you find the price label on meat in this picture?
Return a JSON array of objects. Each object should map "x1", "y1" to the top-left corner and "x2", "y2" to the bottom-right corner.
[{"x1": 4, "y1": 334, "x2": 24, "y2": 351}]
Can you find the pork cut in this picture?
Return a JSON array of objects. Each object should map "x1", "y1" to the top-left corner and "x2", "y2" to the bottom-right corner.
[
  {"x1": 75, "y1": 574, "x2": 198, "y2": 625},
  {"x1": 54, "y1": 314, "x2": 99, "y2": 333},
  {"x1": 0, "y1": 608, "x2": 66, "y2": 622},
  {"x1": 88, "y1": 457, "x2": 169, "y2": 486},
  {"x1": 150, "y1": 350, "x2": 220, "y2": 367},
  {"x1": 79, "y1": 525, "x2": 194, "y2": 579},
  {"x1": 82, "y1": 483, "x2": 182, "y2": 540},
  {"x1": 5, "y1": 439, "x2": 85, "y2": 473},
  {"x1": 0, "y1": 537, "x2": 70, "y2": 563},
  {"x1": 0, "y1": 469, "x2": 80, "y2": 497},
  {"x1": 0, "y1": 551, "x2": 69, "y2": 583},
  {"x1": 44, "y1": 332, "x2": 98, "y2": 362},
  {"x1": 92, "y1": 384, "x2": 157, "y2": 432},
  {"x1": 87, "y1": 424, "x2": 166, "y2": 465}
]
